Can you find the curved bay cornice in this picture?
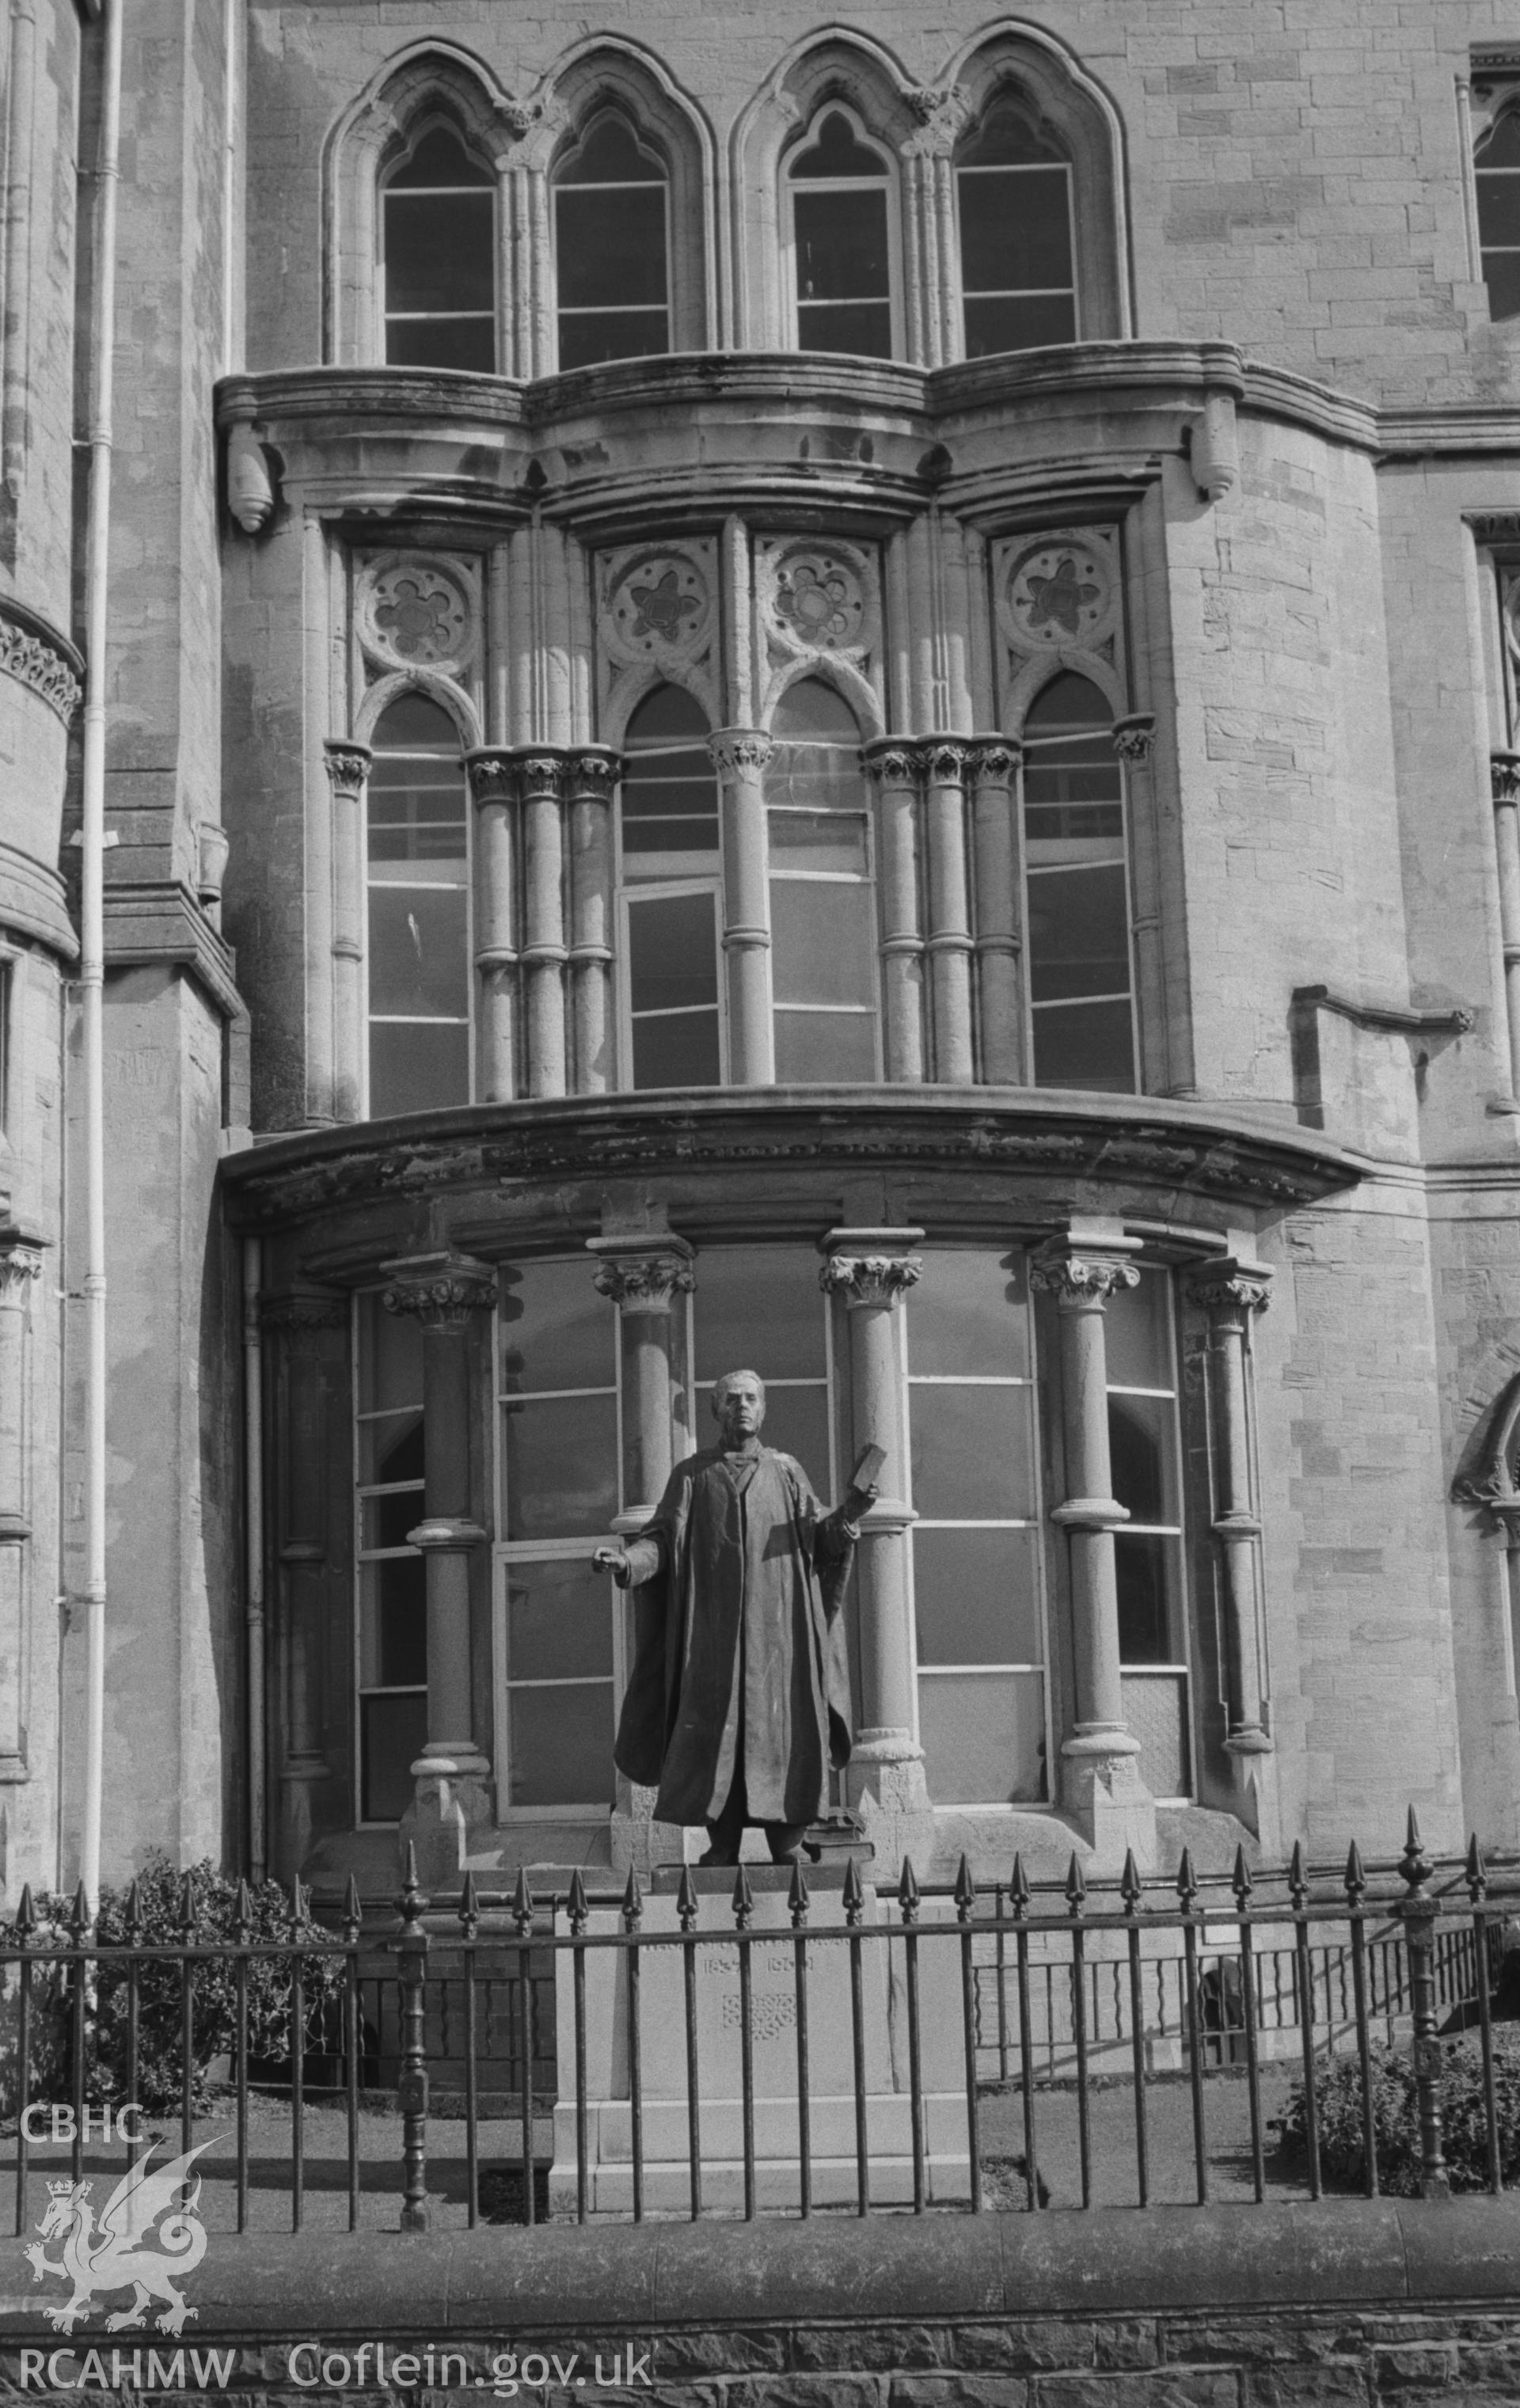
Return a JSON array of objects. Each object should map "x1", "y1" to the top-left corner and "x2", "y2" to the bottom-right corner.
[{"x1": 219, "y1": 1085, "x2": 1362, "y2": 1240}]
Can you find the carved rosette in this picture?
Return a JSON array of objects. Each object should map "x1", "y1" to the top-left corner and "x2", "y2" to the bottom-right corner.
[
  {"x1": 1492, "y1": 750, "x2": 1520, "y2": 806},
  {"x1": 1112, "y1": 715, "x2": 1156, "y2": 765},
  {"x1": 591, "y1": 1251, "x2": 697, "y2": 1313},
  {"x1": 466, "y1": 749, "x2": 515, "y2": 807},
  {"x1": 600, "y1": 545, "x2": 716, "y2": 671},
  {"x1": 322, "y1": 741, "x2": 373, "y2": 800},
  {"x1": 758, "y1": 537, "x2": 878, "y2": 666},
  {"x1": 355, "y1": 553, "x2": 477, "y2": 678},
  {"x1": 382, "y1": 1252, "x2": 497, "y2": 1331},
  {"x1": 709, "y1": 731, "x2": 775, "y2": 780},
  {"x1": 819, "y1": 1254, "x2": 924, "y2": 1309},
  {"x1": 1030, "y1": 1253, "x2": 1142, "y2": 1308},
  {"x1": 1187, "y1": 1260, "x2": 1272, "y2": 1321},
  {"x1": 998, "y1": 530, "x2": 1119, "y2": 659},
  {"x1": 0, "y1": 604, "x2": 83, "y2": 724}
]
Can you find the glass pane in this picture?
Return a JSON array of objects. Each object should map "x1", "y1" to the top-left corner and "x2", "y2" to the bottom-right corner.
[
  {"x1": 507, "y1": 1683, "x2": 614, "y2": 1808},
  {"x1": 389, "y1": 127, "x2": 492, "y2": 189},
  {"x1": 1121, "y1": 1669, "x2": 1191, "y2": 1795},
  {"x1": 1104, "y1": 1270, "x2": 1172, "y2": 1392},
  {"x1": 1031, "y1": 998, "x2": 1135, "y2": 1093},
  {"x1": 362, "y1": 1489, "x2": 424, "y2": 1552},
  {"x1": 918, "y1": 1671, "x2": 1046, "y2": 1805},
  {"x1": 504, "y1": 1393, "x2": 618, "y2": 1540},
  {"x1": 910, "y1": 1383, "x2": 1035, "y2": 1521},
  {"x1": 374, "y1": 693, "x2": 458, "y2": 748},
  {"x1": 769, "y1": 808, "x2": 868, "y2": 872},
  {"x1": 368, "y1": 884, "x2": 469, "y2": 1018},
  {"x1": 958, "y1": 166, "x2": 1073, "y2": 294},
  {"x1": 1116, "y1": 1533, "x2": 1180, "y2": 1665},
  {"x1": 793, "y1": 187, "x2": 889, "y2": 299},
  {"x1": 771, "y1": 879, "x2": 875, "y2": 1005},
  {"x1": 691, "y1": 1381, "x2": 830, "y2": 1492},
  {"x1": 797, "y1": 300, "x2": 894, "y2": 359},
  {"x1": 628, "y1": 891, "x2": 719, "y2": 1013},
  {"x1": 557, "y1": 187, "x2": 667, "y2": 311},
  {"x1": 910, "y1": 1250, "x2": 1030, "y2": 1379},
  {"x1": 369, "y1": 1019, "x2": 469, "y2": 1116},
  {"x1": 1484, "y1": 249, "x2": 1520, "y2": 322},
  {"x1": 386, "y1": 315, "x2": 496, "y2": 373},
  {"x1": 963, "y1": 291, "x2": 1077, "y2": 356},
  {"x1": 1480, "y1": 174, "x2": 1520, "y2": 248},
  {"x1": 559, "y1": 308, "x2": 671, "y2": 373},
  {"x1": 958, "y1": 106, "x2": 1065, "y2": 169},
  {"x1": 913, "y1": 1526, "x2": 1043, "y2": 1664},
  {"x1": 631, "y1": 1007, "x2": 721, "y2": 1089},
  {"x1": 500, "y1": 1259, "x2": 614, "y2": 1396},
  {"x1": 1480, "y1": 112, "x2": 1520, "y2": 168},
  {"x1": 625, "y1": 685, "x2": 709, "y2": 745},
  {"x1": 359, "y1": 1305, "x2": 422, "y2": 1417},
  {"x1": 693, "y1": 1246, "x2": 825, "y2": 1383},
  {"x1": 362, "y1": 1692, "x2": 428, "y2": 1823},
  {"x1": 385, "y1": 190, "x2": 495, "y2": 314},
  {"x1": 1028, "y1": 864, "x2": 1129, "y2": 1001},
  {"x1": 773, "y1": 1009, "x2": 879, "y2": 1083},
  {"x1": 1109, "y1": 1392, "x2": 1178, "y2": 1526},
  {"x1": 506, "y1": 1555, "x2": 614, "y2": 1682},
  {"x1": 368, "y1": 1554, "x2": 428, "y2": 1687},
  {"x1": 771, "y1": 678, "x2": 861, "y2": 742},
  {"x1": 790, "y1": 111, "x2": 886, "y2": 180},
  {"x1": 561, "y1": 116, "x2": 663, "y2": 185}
]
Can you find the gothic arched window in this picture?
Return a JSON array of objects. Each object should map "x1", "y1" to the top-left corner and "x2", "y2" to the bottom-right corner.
[
  {"x1": 768, "y1": 678, "x2": 878, "y2": 1081},
  {"x1": 1477, "y1": 108, "x2": 1520, "y2": 321},
  {"x1": 553, "y1": 114, "x2": 672, "y2": 368},
  {"x1": 1021, "y1": 671, "x2": 1135, "y2": 1092},
  {"x1": 786, "y1": 108, "x2": 897, "y2": 359},
  {"x1": 381, "y1": 123, "x2": 496, "y2": 371},
  {"x1": 956, "y1": 97, "x2": 1077, "y2": 355},
  {"x1": 618, "y1": 684, "x2": 723, "y2": 1088},
  {"x1": 365, "y1": 693, "x2": 471, "y2": 1115}
]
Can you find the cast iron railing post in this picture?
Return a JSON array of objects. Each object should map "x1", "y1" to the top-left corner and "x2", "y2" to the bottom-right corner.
[
  {"x1": 233, "y1": 1878, "x2": 252, "y2": 2230},
  {"x1": 1009, "y1": 1852, "x2": 1039, "y2": 2211},
  {"x1": 343, "y1": 1874, "x2": 363, "y2": 2232},
  {"x1": 568, "y1": 1869, "x2": 588, "y2": 2224},
  {"x1": 396, "y1": 1844, "x2": 431, "y2": 2231},
  {"x1": 1233, "y1": 1844, "x2": 1264, "y2": 2201},
  {"x1": 1465, "y1": 1835, "x2": 1502, "y2": 2193},
  {"x1": 13, "y1": 1883, "x2": 35, "y2": 2236},
  {"x1": 1344, "y1": 1841, "x2": 1378, "y2": 2198},
  {"x1": 1121, "y1": 1848, "x2": 1149, "y2": 2207},
  {"x1": 956, "y1": 1854, "x2": 982, "y2": 2212},
  {"x1": 1399, "y1": 1808, "x2": 1450, "y2": 2201},
  {"x1": 899, "y1": 1858, "x2": 925, "y2": 2213}
]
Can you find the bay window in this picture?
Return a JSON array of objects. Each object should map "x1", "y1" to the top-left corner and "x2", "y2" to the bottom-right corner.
[
  {"x1": 956, "y1": 98, "x2": 1077, "y2": 355},
  {"x1": 355, "y1": 1297, "x2": 428, "y2": 1823},
  {"x1": 787, "y1": 108, "x2": 897, "y2": 359},
  {"x1": 768, "y1": 678, "x2": 880, "y2": 1081},
  {"x1": 1021, "y1": 670, "x2": 1137, "y2": 1092},
  {"x1": 365, "y1": 693, "x2": 471, "y2": 1117},
  {"x1": 553, "y1": 115, "x2": 672, "y2": 369},
  {"x1": 381, "y1": 124, "x2": 496, "y2": 372},
  {"x1": 618, "y1": 683, "x2": 724, "y2": 1088}
]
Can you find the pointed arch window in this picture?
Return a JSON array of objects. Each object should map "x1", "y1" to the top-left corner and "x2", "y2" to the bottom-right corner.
[
  {"x1": 381, "y1": 123, "x2": 496, "y2": 371},
  {"x1": 768, "y1": 678, "x2": 879, "y2": 1081},
  {"x1": 366, "y1": 693, "x2": 471, "y2": 1116},
  {"x1": 553, "y1": 115, "x2": 672, "y2": 369},
  {"x1": 787, "y1": 108, "x2": 897, "y2": 360},
  {"x1": 1021, "y1": 672, "x2": 1135, "y2": 1092},
  {"x1": 1477, "y1": 108, "x2": 1520, "y2": 321},
  {"x1": 618, "y1": 684, "x2": 723, "y2": 1088},
  {"x1": 956, "y1": 97, "x2": 1077, "y2": 355}
]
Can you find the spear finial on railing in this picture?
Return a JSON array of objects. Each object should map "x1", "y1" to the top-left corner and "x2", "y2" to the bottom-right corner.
[
  {"x1": 1287, "y1": 1840, "x2": 1307, "y2": 1911},
  {"x1": 1466, "y1": 1833, "x2": 1488, "y2": 1905},
  {"x1": 1009, "y1": 1852, "x2": 1030, "y2": 1920},
  {"x1": 732, "y1": 1864, "x2": 753, "y2": 1931},
  {"x1": 1120, "y1": 1848, "x2": 1142, "y2": 1916},
  {"x1": 788, "y1": 1858, "x2": 810, "y2": 1928},
  {"x1": 121, "y1": 1877, "x2": 142, "y2": 1947},
  {"x1": 68, "y1": 1882, "x2": 91, "y2": 1947},
  {"x1": 458, "y1": 1870, "x2": 480, "y2": 1942},
  {"x1": 1399, "y1": 1807, "x2": 1431, "y2": 1898},
  {"x1": 1232, "y1": 1844, "x2": 1252, "y2": 1916},
  {"x1": 1343, "y1": 1839, "x2": 1366, "y2": 1907},
  {"x1": 397, "y1": 1840, "x2": 428, "y2": 1928},
  {"x1": 621, "y1": 1865, "x2": 643, "y2": 1930},
  {"x1": 179, "y1": 1871, "x2": 197, "y2": 1943},
  {"x1": 567, "y1": 1869, "x2": 588, "y2": 1938},
  {"x1": 1176, "y1": 1848, "x2": 1198, "y2": 1912},
  {"x1": 341, "y1": 1875, "x2": 362, "y2": 1947},
  {"x1": 291, "y1": 1876, "x2": 309, "y2": 1931},
  {"x1": 897, "y1": 1857, "x2": 919, "y2": 1925},
  {"x1": 842, "y1": 1855, "x2": 864, "y2": 1928},
  {"x1": 954, "y1": 1853, "x2": 976, "y2": 1926},
  {"x1": 677, "y1": 1865, "x2": 699, "y2": 1932},
  {"x1": 1065, "y1": 1852, "x2": 1086, "y2": 1918},
  {"x1": 234, "y1": 1878, "x2": 254, "y2": 1946},
  {"x1": 14, "y1": 1882, "x2": 36, "y2": 1944},
  {"x1": 512, "y1": 1867, "x2": 535, "y2": 1940}
]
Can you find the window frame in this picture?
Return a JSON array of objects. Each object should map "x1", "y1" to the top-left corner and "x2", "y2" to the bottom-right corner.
[
  {"x1": 782, "y1": 103, "x2": 903, "y2": 363},
  {"x1": 378, "y1": 117, "x2": 500, "y2": 374},
  {"x1": 352, "y1": 1289, "x2": 429, "y2": 1830},
  {"x1": 766, "y1": 686, "x2": 884, "y2": 1083},
  {"x1": 1018, "y1": 676, "x2": 1141, "y2": 1096},
  {"x1": 1108, "y1": 1267, "x2": 1195, "y2": 1805},
  {"x1": 614, "y1": 689, "x2": 728, "y2": 1093},
  {"x1": 362, "y1": 694, "x2": 475, "y2": 1121},
  {"x1": 549, "y1": 109, "x2": 674, "y2": 372},
  {"x1": 952, "y1": 131, "x2": 1079, "y2": 357},
  {"x1": 1474, "y1": 100, "x2": 1520, "y2": 325}
]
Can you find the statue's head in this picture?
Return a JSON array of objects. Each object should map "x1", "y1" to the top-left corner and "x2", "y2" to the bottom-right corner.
[{"x1": 711, "y1": 1369, "x2": 766, "y2": 1444}]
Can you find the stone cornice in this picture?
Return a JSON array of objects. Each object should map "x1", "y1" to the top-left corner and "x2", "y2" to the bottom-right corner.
[
  {"x1": 0, "y1": 598, "x2": 84, "y2": 725},
  {"x1": 218, "y1": 1088, "x2": 1363, "y2": 1236}
]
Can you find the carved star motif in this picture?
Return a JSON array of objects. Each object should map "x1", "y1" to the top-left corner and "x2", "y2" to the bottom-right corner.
[
  {"x1": 1022, "y1": 556, "x2": 1100, "y2": 637},
  {"x1": 629, "y1": 568, "x2": 700, "y2": 641}
]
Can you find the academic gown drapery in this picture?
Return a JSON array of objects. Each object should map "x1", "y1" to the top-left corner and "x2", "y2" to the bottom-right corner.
[{"x1": 611, "y1": 1445, "x2": 856, "y2": 1828}]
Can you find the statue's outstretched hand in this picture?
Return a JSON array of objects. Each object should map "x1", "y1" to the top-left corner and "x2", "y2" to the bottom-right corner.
[
  {"x1": 592, "y1": 1545, "x2": 633, "y2": 1586},
  {"x1": 842, "y1": 1479, "x2": 879, "y2": 1525}
]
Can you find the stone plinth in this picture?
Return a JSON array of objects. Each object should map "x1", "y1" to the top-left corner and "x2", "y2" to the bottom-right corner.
[{"x1": 549, "y1": 1870, "x2": 973, "y2": 2216}]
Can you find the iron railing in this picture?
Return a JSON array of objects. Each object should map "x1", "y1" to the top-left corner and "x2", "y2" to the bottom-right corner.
[{"x1": 2, "y1": 1811, "x2": 1517, "y2": 2232}]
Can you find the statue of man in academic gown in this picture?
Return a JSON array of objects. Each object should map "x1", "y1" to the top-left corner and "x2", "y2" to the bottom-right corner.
[{"x1": 594, "y1": 1369, "x2": 877, "y2": 1865}]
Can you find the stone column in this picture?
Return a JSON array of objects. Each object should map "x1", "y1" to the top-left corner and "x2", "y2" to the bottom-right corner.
[
  {"x1": 709, "y1": 729, "x2": 775, "y2": 1086},
  {"x1": 864, "y1": 740, "x2": 925, "y2": 1082},
  {"x1": 918, "y1": 739, "x2": 975, "y2": 1084},
  {"x1": 264, "y1": 1288, "x2": 346, "y2": 1882},
  {"x1": 382, "y1": 1251, "x2": 496, "y2": 1883},
  {"x1": 819, "y1": 1229, "x2": 933, "y2": 1871},
  {"x1": 1491, "y1": 750, "x2": 1520, "y2": 1113},
  {"x1": 323, "y1": 741, "x2": 370, "y2": 1123},
  {"x1": 568, "y1": 748, "x2": 619, "y2": 1095},
  {"x1": 968, "y1": 739, "x2": 1023, "y2": 1084},
  {"x1": 1188, "y1": 1255, "x2": 1275, "y2": 1833},
  {"x1": 519, "y1": 750, "x2": 568, "y2": 1098},
  {"x1": 1031, "y1": 1230, "x2": 1153, "y2": 1867},
  {"x1": 466, "y1": 748, "x2": 519, "y2": 1103},
  {"x1": 0, "y1": 1232, "x2": 44, "y2": 1775}
]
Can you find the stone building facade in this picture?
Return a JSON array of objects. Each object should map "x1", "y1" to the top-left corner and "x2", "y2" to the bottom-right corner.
[{"x1": 5, "y1": 0, "x2": 1520, "y2": 1902}]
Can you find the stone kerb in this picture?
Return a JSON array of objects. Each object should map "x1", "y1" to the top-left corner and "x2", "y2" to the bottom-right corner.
[{"x1": 549, "y1": 1873, "x2": 971, "y2": 2215}]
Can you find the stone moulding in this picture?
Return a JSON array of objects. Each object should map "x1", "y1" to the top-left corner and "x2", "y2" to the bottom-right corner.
[
  {"x1": 0, "y1": 598, "x2": 84, "y2": 724},
  {"x1": 218, "y1": 1088, "x2": 1362, "y2": 1234}
]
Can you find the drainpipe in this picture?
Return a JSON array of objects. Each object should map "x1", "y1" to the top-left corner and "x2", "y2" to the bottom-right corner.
[
  {"x1": 78, "y1": 0, "x2": 123, "y2": 1916},
  {"x1": 242, "y1": 1238, "x2": 265, "y2": 1884}
]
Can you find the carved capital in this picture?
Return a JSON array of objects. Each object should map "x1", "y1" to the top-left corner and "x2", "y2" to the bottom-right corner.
[
  {"x1": 0, "y1": 1238, "x2": 45, "y2": 1305},
  {"x1": 261, "y1": 1287, "x2": 348, "y2": 1337},
  {"x1": 903, "y1": 82, "x2": 971, "y2": 156},
  {"x1": 819, "y1": 1253, "x2": 923, "y2": 1308},
  {"x1": 499, "y1": 97, "x2": 545, "y2": 138},
  {"x1": 568, "y1": 748, "x2": 621, "y2": 803},
  {"x1": 590, "y1": 1245, "x2": 696, "y2": 1312},
  {"x1": 708, "y1": 729, "x2": 774, "y2": 780},
  {"x1": 1187, "y1": 1256, "x2": 1272, "y2": 1320},
  {"x1": 917, "y1": 738, "x2": 974, "y2": 786},
  {"x1": 322, "y1": 740, "x2": 373, "y2": 799},
  {"x1": 381, "y1": 1250, "x2": 496, "y2": 1329},
  {"x1": 0, "y1": 602, "x2": 83, "y2": 724},
  {"x1": 516, "y1": 751, "x2": 566, "y2": 803},
  {"x1": 968, "y1": 740, "x2": 1020, "y2": 786},
  {"x1": 864, "y1": 740, "x2": 918, "y2": 787},
  {"x1": 466, "y1": 748, "x2": 516, "y2": 807},
  {"x1": 1493, "y1": 749, "x2": 1520, "y2": 806},
  {"x1": 1030, "y1": 1251, "x2": 1142, "y2": 1308},
  {"x1": 1112, "y1": 714, "x2": 1156, "y2": 765}
]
